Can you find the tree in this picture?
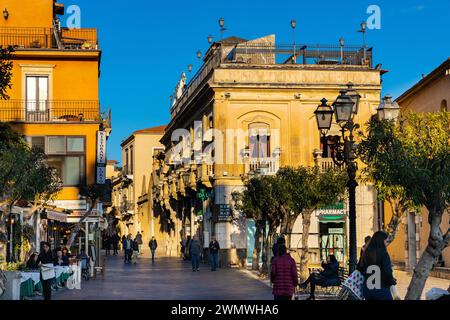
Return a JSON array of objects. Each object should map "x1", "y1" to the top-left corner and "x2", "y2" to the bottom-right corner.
[
  {"x1": 0, "y1": 123, "x2": 62, "y2": 261},
  {"x1": 278, "y1": 166, "x2": 346, "y2": 282},
  {"x1": 232, "y1": 176, "x2": 281, "y2": 274},
  {"x1": 0, "y1": 46, "x2": 13, "y2": 100},
  {"x1": 358, "y1": 112, "x2": 450, "y2": 300}
]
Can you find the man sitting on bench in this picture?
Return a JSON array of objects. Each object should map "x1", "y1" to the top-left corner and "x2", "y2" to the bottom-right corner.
[{"x1": 299, "y1": 254, "x2": 340, "y2": 300}]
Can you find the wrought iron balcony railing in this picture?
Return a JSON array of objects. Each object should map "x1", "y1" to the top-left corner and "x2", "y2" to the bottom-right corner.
[
  {"x1": 0, "y1": 26, "x2": 98, "y2": 50},
  {"x1": 0, "y1": 100, "x2": 100, "y2": 122}
]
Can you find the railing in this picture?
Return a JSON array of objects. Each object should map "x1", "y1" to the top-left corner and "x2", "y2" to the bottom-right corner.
[
  {"x1": 170, "y1": 42, "x2": 372, "y2": 118},
  {"x1": 228, "y1": 43, "x2": 371, "y2": 67},
  {"x1": 318, "y1": 157, "x2": 343, "y2": 171},
  {"x1": 0, "y1": 26, "x2": 98, "y2": 50},
  {"x1": 249, "y1": 157, "x2": 279, "y2": 175},
  {"x1": 0, "y1": 100, "x2": 100, "y2": 122}
]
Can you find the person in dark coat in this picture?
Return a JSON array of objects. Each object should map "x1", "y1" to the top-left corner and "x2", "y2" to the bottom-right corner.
[
  {"x1": 149, "y1": 236, "x2": 158, "y2": 262},
  {"x1": 54, "y1": 248, "x2": 69, "y2": 266},
  {"x1": 26, "y1": 253, "x2": 39, "y2": 270},
  {"x1": 189, "y1": 236, "x2": 201, "y2": 271},
  {"x1": 270, "y1": 245, "x2": 298, "y2": 300},
  {"x1": 271, "y1": 236, "x2": 286, "y2": 262},
  {"x1": 112, "y1": 233, "x2": 119, "y2": 255},
  {"x1": 37, "y1": 242, "x2": 54, "y2": 300},
  {"x1": 300, "y1": 254, "x2": 340, "y2": 300},
  {"x1": 360, "y1": 231, "x2": 396, "y2": 300},
  {"x1": 208, "y1": 236, "x2": 220, "y2": 271}
]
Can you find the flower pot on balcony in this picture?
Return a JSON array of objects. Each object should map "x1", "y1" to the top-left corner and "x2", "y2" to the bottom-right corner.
[{"x1": 0, "y1": 271, "x2": 21, "y2": 300}]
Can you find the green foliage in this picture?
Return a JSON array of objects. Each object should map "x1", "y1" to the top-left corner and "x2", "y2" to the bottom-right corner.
[
  {"x1": 0, "y1": 46, "x2": 14, "y2": 100},
  {"x1": 358, "y1": 112, "x2": 450, "y2": 211}
]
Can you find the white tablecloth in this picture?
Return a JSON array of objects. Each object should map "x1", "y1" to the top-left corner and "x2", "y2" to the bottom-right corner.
[
  {"x1": 20, "y1": 271, "x2": 40, "y2": 285},
  {"x1": 54, "y1": 266, "x2": 70, "y2": 279}
]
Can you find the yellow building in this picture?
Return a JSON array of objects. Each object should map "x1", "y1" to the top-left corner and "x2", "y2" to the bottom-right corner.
[
  {"x1": 152, "y1": 35, "x2": 383, "y2": 267},
  {"x1": 111, "y1": 126, "x2": 166, "y2": 254},
  {"x1": 0, "y1": 0, "x2": 110, "y2": 251},
  {"x1": 385, "y1": 58, "x2": 449, "y2": 278}
]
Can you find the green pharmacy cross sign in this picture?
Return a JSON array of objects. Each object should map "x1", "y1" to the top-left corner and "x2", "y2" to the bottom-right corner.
[{"x1": 196, "y1": 188, "x2": 213, "y2": 201}]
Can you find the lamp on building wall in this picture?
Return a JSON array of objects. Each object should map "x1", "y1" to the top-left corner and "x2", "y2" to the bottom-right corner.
[
  {"x1": 3, "y1": 8, "x2": 9, "y2": 20},
  {"x1": 314, "y1": 86, "x2": 362, "y2": 273},
  {"x1": 219, "y1": 17, "x2": 226, "y2": 40}
]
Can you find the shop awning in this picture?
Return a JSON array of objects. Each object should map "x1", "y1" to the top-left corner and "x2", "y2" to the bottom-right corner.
[{"x1": 46, "y1": 210, "x2": 68, "y2": 222}]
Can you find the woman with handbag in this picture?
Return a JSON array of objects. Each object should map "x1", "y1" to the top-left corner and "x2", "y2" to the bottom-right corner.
[
  {"x1": 360, "y1": 231, "x2": 397, "y2": 300},
  {"x1": 37, "y1": 242, "x2": 54, "y2": 300}
]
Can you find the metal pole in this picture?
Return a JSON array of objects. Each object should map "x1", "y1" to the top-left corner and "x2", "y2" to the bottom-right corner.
[
  {"x1": 347, "y1": 164, "x2": 358, "y2": 273},
  {"x1": 363, "y1": 31, "x2": 366, "y2": 63},
  {"x1": 293, "y1": 29, "x2": 296, "y2": 64}
]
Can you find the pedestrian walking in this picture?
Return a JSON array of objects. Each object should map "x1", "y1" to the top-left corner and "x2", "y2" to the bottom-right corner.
[
  {"x1": 149, "y1": 236, "x2": 158, "y2": 262},
  {"x1": 185, "y1": 236, "x2": 192, "y2": 260},
  {"x1": 121, "y1": 235, "x2": 126, "y2": 259},
  {"x1": 112, "y1": 233, "x2": 119, "y2": 255},
  {"x1": 122, "y1": 234, "x2": 133, "y2": 263},
  {"x1": 208, "y1": 236, "x2": 220, "y2": 271},
  {"x1": 360, "y1": 231, "x2": 397, "y2": 300},
  {"x1": 270, "y1": 245, "x2": 298, "y2": 300},
  {"x1": 271, "y1": 235, "x2": 286, "y2": 262},
  {"x1": 136, "y1": 231, "x2": 143, "y2": 254},
  {"x1": 132, "y1": 237, "x2": 140, "y2": 264},
  {"x1": 104, "y1": 235, "x2": 111, "y2": 256},
  {"x1": 189, "y1": 236, "x2": 201, "y2": 272},
  {"x1": 180, "y1": 237, "x2": 186, "y2": 260},
  {"x1": 37, "y1": 242, "x2": 54, "y2": 301}
]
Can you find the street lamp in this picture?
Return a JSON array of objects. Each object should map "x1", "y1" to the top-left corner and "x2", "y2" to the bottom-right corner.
[
  {"x1": 339, "y1": 37, "x2": 345, "y2": 63},
  {"x1": 197, "y1": 50, "x2": 202, "y2": 60},
  {"x1": 314, "y1": 88, "x2": 360, "y2": 273},
  {"x1": 188, "y1": 64, "x2": 193, "y2": 73},
  {"x1": 207, "y1": 34, "x2": 213, "y2": 44},
  {"x1": 377, "y1": 95, "x2": 400, "y2": 121},
  {"x1": 291, "y1": 18, "x2": 297, "y2": 64},
  {"x1": 219, "y1": 17, "x2": 226, "y2": 40}
]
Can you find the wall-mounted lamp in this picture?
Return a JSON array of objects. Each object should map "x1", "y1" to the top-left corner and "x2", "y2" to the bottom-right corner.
[
  {"x1": 224, "y1": 92, "x2": 231, "y2": 99},
  {"x1": 207, "y1": 35, "x2": 213, "y2": 44},
  {"x1": 3, "y1": 8, "x2": 9, "y2": 20},
  {"x1": 294, "y1": 93, "x2": 302, "y2": 99}
]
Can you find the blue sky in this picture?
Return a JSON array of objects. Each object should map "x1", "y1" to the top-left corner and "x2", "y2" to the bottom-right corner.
[{"x1": 65, "y1": 0, "x2": 450, "y2": 162}]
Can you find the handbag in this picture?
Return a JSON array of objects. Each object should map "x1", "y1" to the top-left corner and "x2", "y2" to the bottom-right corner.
[
  {"x1": 390, "y1": 285, "x2": 402, "y2": 300},
  {"x1": 342, "y1": 270, "x2": 364, "y2": 300},
  {"x1": 40, "y1": 263, "x2": 56, "y2": 281}
]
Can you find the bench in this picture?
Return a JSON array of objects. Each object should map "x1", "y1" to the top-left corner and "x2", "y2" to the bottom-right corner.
[{"x1": 297, "y1": 266, "x2": 348, "y2": 297}]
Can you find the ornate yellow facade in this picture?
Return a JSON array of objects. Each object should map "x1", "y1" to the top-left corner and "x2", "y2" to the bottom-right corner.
[{"x1": 152, "y1": 35, "x2": 383, "y2": 266}]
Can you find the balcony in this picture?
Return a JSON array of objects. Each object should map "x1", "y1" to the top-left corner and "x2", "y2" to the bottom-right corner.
[
  {"x1": 170, "y1": 40, "x2": 372, "y2": 118},
  {"x1": 248, "y1": 158, "x2": 280, "y2": 176},
  {"x1": 0, "y1": 26, "x2": 98, "y2": 50},
  {"x1": 0, "y1": 100, "x2": 100, "y2": 122}
]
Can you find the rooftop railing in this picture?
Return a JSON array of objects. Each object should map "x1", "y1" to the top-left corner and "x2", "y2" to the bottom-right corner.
[
  {"x1": 0, "y1": 100, "x2": 100, "y2": 122},
  {"x1": 0, "y1": 26, "x2": 98, "y2": 50},
  {"x1": 170, "y1": 43, "x2": 372, "y2": 118}
]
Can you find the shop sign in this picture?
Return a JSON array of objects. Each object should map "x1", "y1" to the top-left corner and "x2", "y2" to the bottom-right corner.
[
  {"x1": 328, "y1": 228, "x2": 344, "y2": 234},
  {"x1": 97, "y1": 131, "x2": 107, "y2": 164},
  {"x1": 97, "y1": 166, "x2": 106, "y2": 184},
  {"x1": 218, "y1": 204, "x2": 231, "y2": 221}
]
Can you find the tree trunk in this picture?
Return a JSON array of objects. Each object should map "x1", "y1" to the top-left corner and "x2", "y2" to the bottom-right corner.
[
  {"x1": 299, "y1": 210, "x2": 312, "y2": 282},
  {"x1": 405, "y1": 208, "x2": 448, "y2": 300},
  {"x1": 66, "y1": 199, "x2": 98, "y2": 248},
  {"x1": 252, "y1": 223, "x2": 262, "y2": 271},
  {"x1": 385, "y1": 201, "x2": 404, "y2": 245}
]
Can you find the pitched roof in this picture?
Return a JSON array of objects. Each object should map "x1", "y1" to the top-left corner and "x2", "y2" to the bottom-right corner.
[
  {"x1": 120, "y1": 125, "x2": 166, "y2": 147},
  {"x1": 219, "y1": 36, "x2": 248, "y2": 45},
  {"x1": 133, "y1": 125, "x2": 167, "y2": 135},
  {"x1": 396, "y1": 58, "x2": 450, "y2": 103}
]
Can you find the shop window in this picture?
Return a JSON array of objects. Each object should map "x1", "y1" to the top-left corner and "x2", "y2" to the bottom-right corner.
[{"x1": 30, "y1": 136, "x2": 45, "y2": 152}]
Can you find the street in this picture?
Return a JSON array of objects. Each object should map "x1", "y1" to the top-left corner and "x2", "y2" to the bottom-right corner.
[{"x1": 53, "y1": 254, "x2": 273, "y2": 300}]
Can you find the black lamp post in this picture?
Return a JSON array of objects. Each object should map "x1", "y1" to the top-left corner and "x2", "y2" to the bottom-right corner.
[
  {"x1": 376, "y1": 95, "x2": 400, "y2": 121},
  {"x1": 314, "y1": 82, "x2": 361, "y2": 273},
  {"x1": 291, "y1": 18, "x2": 297, "y2": 64}
]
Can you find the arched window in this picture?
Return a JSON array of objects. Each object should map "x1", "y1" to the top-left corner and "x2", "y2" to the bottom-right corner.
[
  {"x1": 248, "y1": 123, "x2": 270, "y2": 158},
  {"x1": 440, "y1": 99, "x2": 448, "y2": 112}
]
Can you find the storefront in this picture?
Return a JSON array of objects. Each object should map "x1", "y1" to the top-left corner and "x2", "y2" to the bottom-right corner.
[{"x1": 317, "y1": 203, "x2": 347, "y2": 264}]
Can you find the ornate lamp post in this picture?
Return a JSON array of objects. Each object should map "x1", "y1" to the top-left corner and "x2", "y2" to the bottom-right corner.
[
  {"x1": 314, "y1": 82, "x2": 361, "y2": 273},
  {"x1": 291, "y1": 18, "x2": 297, "y2": 64},
  {"x1": 376, "y1": 95, "x2": 400, "y2": 121}
]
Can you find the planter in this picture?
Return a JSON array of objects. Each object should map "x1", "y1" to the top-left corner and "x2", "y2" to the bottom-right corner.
[{"x1": 0, "y1": 271, "x2": 21, "y2": 300}]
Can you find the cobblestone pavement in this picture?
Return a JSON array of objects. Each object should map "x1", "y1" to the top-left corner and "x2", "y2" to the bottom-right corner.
[{"x1": 52, "y1": 254, "x2": 273, "y2": 300}]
